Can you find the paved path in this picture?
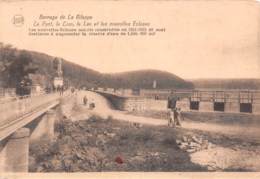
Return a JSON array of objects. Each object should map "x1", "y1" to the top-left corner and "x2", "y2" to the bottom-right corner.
[{"x1": 77, "y1": 91, "x2": 260, "y2": 142}]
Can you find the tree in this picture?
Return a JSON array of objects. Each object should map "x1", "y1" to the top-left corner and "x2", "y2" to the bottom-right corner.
[
  {"x1": 1, "y1": 48, "x2": 38, "y2": 91},
  {"x1": 0, "y1": 43, "x2": 17, "y2": 72},
  {"x1": 0, "y1": 43, "x2": 17, "y2": 87}
]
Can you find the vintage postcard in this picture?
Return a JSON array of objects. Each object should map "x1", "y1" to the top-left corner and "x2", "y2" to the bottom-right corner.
[{"x1": 0, "y1": 0, "x2": 260, "y2": 178}]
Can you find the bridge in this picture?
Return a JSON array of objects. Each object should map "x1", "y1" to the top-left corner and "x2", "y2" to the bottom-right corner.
[{"x1": 0, "y1": 92, "x2": 74, "y2": 172}]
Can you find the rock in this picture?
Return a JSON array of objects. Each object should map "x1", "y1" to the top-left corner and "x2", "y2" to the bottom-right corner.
[
  {"x1": 36, "y1": 166, "x2": 45, "y2": 172},
  {"x1": 42, "y1": 161, "x2": 51, "y2": 169},
  {"x1": 189, "y1": 142, "x2": 201, "y2": 148},
  {"x1": 96, "y1": 134, "x2": 107, "y2": 145},
  {"x1": 201, "y1": 140, "x2": 209, "y2": 149},
  {"x1": 192, "y1": 136, "x2": 203, "y2": 144},
  {"x1": 207, "y1": 142, "x2": 215, "y2": 149},
  {"x1": 75, "y1": 151, "x2": 85, "y2": 160},
  {"x1": 181, "y1": 142, "x2": 189, "y2": 146},
  {"x1": 150, "y1": 152, "x2": 160, "y2": 156},
  {"x1": 85, "y1": 133, "x2": 93, "y2": 137},
  {"x1": 136, "y1": 151, "x2": 144, "y2": 156},
  {"x1": 186, "y1": 148, "x2": 196, "y2": 153},
  {"x1": 97, "y1": 134, "x2": 104, "y2": 138},
  {"x1": 50, "y1": 158, "x2": 63, "y2": 170},
  {"x1": 182, "y1": 136, "x2": 188, "y2": 142},
  {"x1": 207, "y1": 165, "x2": 216, "y2": 171},
  {"x1": 179, "y1": 142, "x2": 189, "y2": 149},
  {"x1": 176, "y1": 139, "x2": 182, "y2": 145},
  {"x1": 107, "y1": 133, "x2": 116, "y2": 138},
  {"x1": 103, "y1": 131, "x2": 108, "y2": 135},
  {"x1": 131, "y1": 155, "x2": 145, "y2": 163}
]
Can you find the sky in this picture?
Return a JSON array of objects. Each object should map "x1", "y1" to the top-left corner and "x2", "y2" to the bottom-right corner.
[{"x1": 0, "y1": 0, "x2": 260, "y2": 79}]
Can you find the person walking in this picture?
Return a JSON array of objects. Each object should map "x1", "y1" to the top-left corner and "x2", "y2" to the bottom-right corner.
[
  {"x1": 167, "y1": 96, "x2": 182, "y2": 127},
  {"x1": 167, "y1": 96, "x2": 177, "y2": 127},
  {"x1": 168, "y1": 108, "x2": 174, "y2": 127},
  {"x1": 174, "y1": 108, "x2": 182, "y2": 127},
  {"x1": 83, "y1": 95, "x2": 88, "y2": 106},
  {"x1": 59, "y1": 86, "x2": 64, "y2": 96}
]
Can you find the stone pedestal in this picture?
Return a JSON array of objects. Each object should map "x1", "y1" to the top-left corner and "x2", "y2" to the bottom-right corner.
[{"x1": 0, "y1": 128, "x2": 30, "y2": 172}]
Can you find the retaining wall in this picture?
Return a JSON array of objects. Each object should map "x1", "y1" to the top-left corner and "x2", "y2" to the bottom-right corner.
[{"x1": 97, "y1": 91, "x2": 260, "y2": 114}]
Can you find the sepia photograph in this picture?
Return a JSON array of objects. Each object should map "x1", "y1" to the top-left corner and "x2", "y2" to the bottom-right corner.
[{"x1": 0, "y1": 0, "x2": 260, "y2": 177}]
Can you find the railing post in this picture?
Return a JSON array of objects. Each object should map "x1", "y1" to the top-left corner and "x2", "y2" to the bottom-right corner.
[{"x1": 0, "y1": 128, "x2": 30, "y2": 172}]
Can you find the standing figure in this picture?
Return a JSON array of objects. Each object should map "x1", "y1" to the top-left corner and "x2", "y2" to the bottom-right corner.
[
  {"x1": 167, "y1": 96, "x2": 177, "y2": 127},
  {"x1": 167, "y1": 96, "x2": 182, "y2": 127},
  {"x1": 59, "y1": 86, "x2": 64, "y2": 96},
  {"x1": 56, "y1": 85, "x2": 60, "y2": 93},
  {"x1": 83, "y1": 95, "x2": 88, "y2": 106},
  {"x1": 168, "y1": 108, "x2": 174, "y2": 127},
  {"x1": 174, "y1": 108, "x2": 182, "y2": 127}
]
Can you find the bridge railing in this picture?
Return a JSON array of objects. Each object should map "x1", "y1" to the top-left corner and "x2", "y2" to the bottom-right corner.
[{"x1": 0, "y1": 93, "x2": 62, "y2": 128}]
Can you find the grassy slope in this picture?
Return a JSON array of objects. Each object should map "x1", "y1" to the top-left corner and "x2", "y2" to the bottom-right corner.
[{"x1": 29, "y1": 116, "x2": 205, "y2": 172}]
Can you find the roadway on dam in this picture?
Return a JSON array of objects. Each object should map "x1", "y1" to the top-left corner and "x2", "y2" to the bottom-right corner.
[{"x1": 75, "y1": 91, "x2": 260, "y2": 143}]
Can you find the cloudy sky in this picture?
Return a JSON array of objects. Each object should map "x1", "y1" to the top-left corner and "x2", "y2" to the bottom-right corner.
[{"x1": 1, "y1": 0, "x2": 260, "y2": 79}]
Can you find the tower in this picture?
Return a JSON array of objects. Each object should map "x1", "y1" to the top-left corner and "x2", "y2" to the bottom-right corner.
[
  {"x1": 53, "y1": 58, "x2": 64, "y2": 89},
  {"x1": 56, "y1": 58, "x2": 63, "y2": 77},
  {"x1": 53, "y1": 58, "x2": 63, "y2": 77}
]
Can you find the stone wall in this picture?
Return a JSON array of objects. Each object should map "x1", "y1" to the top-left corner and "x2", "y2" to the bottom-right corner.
[
  {"x1": 253, "y1": 103, "x2": 260, "y2": 114},
  {"x1": 225, "y1": 102, "x2": 240, "y2": 113},
  {"x1": 97, "y1": 91, "x2": 260, "y2": 114},
  {"x1": 124, "y1": 98, "x2": 167, "y2": 111}
]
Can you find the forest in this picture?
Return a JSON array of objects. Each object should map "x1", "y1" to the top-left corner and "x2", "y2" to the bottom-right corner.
[
  {"x1": 0, "y1": 43, "x2": 193, "y2": 90},
  {"x1": 2, "y1": 43, "x2": 258, "y2": 91}
]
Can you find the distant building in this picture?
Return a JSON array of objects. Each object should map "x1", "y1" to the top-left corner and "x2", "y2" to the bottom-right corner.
[{"x1": 53, "y1": 77, "x2": 64, "y2": 88}]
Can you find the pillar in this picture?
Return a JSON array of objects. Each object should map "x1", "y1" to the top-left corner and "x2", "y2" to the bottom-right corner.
[
  {"x1": 46, "y1": 110, "x2": 55, "y2": 140},
  {"x1": 225, "y1": 102, "x2": 240, "y2": 113},
  {"x1": 30, "y1": 109, "x2": 56, "y2": 142},
  {"x1": 199, "y1": 101, "x2": 213, "y2": 112},
  {"x1": 252, "y1": 102, "x2": 260, "y2": 114},
  {"x1": 0, "y1": 128, "x2": 30, "y2": 172}
]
